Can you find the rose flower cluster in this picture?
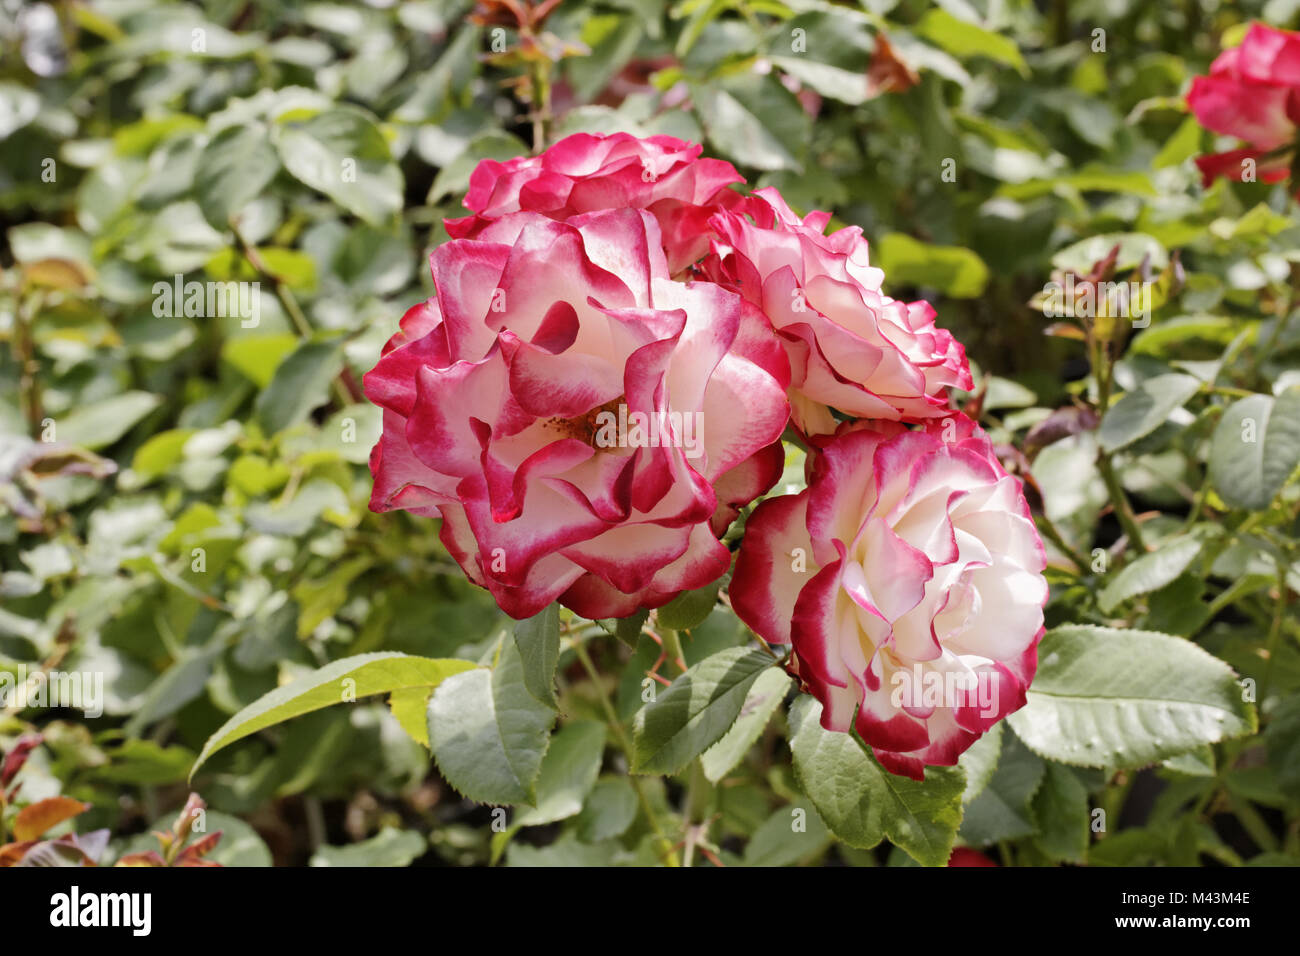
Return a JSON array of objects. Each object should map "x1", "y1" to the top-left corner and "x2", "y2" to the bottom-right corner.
[{"x1": 365, "y1": 132, "x2": 1047, "y2": 778}]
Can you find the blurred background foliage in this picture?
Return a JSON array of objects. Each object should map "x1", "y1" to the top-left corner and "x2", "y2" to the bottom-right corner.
[{"x1": 1, "y1": 0, "x2": 1298, "y2": 866}]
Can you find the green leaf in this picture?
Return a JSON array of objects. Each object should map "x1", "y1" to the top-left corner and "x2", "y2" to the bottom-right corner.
[
  {"x1": 514, "y1": 721, "x2": 606, "y2": 827},
  {"x1": 222, "y1": 334, "x2": 299, "y2": 388},
  {"x1": 597, "y1": 608, "x2": 648, "y2": 649},
  {"x1": 787, "y1": 695, "x2": 966, "y2": 866},
  {"x1": 1153, "y1": 115, "x2": 1202, "y2": 169},
  {"x1": 1098, "y1": 373, "x2": 1201, "y2": 453},
  {"x1": 427, "y1": 635, "x2": 557, "y2": 805},
  {"x1": 0, "y1": 82, "x2": 40, "y2": 138},
  {"x1": 428, "y1": 131, "x2": 528, "y2": 203},
  {"x1": 1130, "y1": 315, "x2": 1238, "y2": 358},
  {"x1": 58, "y1": 391, "x2": 161, "y2": 450},
  {"x1": 196, "y1": 124, "x2": 281, "y2": 228},
  {"x1": 770, "y1": 56, "x2": 871, "y2": 105},
  {"x1": 255, "y1": 340, "x2": 343, "y2": 435},
  {"x1": 693, "y1": 82, "x2": 800, "y2": 172},
  {"x1": 676, "y1": 0, "x2": 730, "y2": 58},
  {"x1": 915, "y1": 9, "x2": 1028, "y2": 76},
  {"x1": 388, "y1": 685, "x2": 434, "y2": 748},
  {"x1": 1001, "y1": 168, "x2": 1155, "y2": 200},
  {"x1": 1097, "y1": 535, "x2": 1203, "y2": 612},
  {"x1": 94, "y1": 740, "x2": 195, "y2": 784},
  {"x1": 959, "y1": 730, "x2": 1044, "y2": 845},
  {"x1": 874, "y1": 233, "x2": 990, "y2": 298},
  {"x1": 1264, "y1": 693, "x2": 1300, "y2": 802},
  {"x1": 507, "y1": 832, "x2": 621, "y2": 866},
  {"x1": 741, "y1": 801, "x2": 831, "y2": 866},
  {"x1": 309, "y1": 828, "x2": 427, "y2": 867},
  {"x1": 1032, "y1": 762, "x2": 1091, "y2": 862},
  {"x1": 1208, "y1": 387, "x2": 1300, "y2": 510},
  {"x1": 576, "y1": 776, "x2": 639, "y2": 843},
  {"x1": 130, "y1": 428, "x2": 195, "y2": 482},
  {"x1": 957, "y1": 721, "x2": 1003, "y2": 805},
  {"x1": 276, "y1": 108, "x2": 403, "y2": 225},
  {"x1": 631, "y1": 646, "x2": 776, "y2": 775},
  {"x1": 1007, "y1": 625, "x2": 1257, "y2": 768},
  {"x1": 191, "y1": 653, "x2": 474, "y2": 777},
  {"x1": 1051, "y1": 233, "x2": 1168, "y2": 273},
  {"x1": 656, "y1": 576, "x2": 724, "y2": 631},
  {"x1": 1163, "y1": 745, "x2": 1216, "y2": 777},
  {"x1": 513, "y1": 603, "x2": 561, "y2": 708},
  {"x1": 701, "y1": 666, "x2": 791, "y2": 782}
]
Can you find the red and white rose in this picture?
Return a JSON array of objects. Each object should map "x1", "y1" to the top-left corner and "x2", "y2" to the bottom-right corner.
[
  {"x1": 445, "y1": 132, "x2": 746, "y2": 274},
  {"x1": 365, "y1": 207, "x2": 789, "y2": 620},
  {"x1": 369, "y1": 133, "x2": 1045, "y2": 778},
  {"x1": 702, "y1": 187, "x2": 971, "y2": 437},
  {"x1": 731, "y1": 414, "x2": 1047, "y2": 779}
]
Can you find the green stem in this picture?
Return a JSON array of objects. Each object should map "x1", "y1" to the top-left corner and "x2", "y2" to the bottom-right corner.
[
  {"x1": 1035, "y1": 511, "x2": 1090, "y2": 574},
  {"x1": 1097, "y1": 454, "x2": 1148, "y2": 552},
  {"x1": 1090, "y1": 333, "x2": 1146, "y2": 553},
  {"x1": 1228, "y1": 794, "x2": 1279, "y2": 853},
  {"x1": 529, "y1": 41, "x2": 552, "y2": 154},
  {"x1": 1100, "y1": 772, "x2": 1134, "y2": 838},
  {"x1": 13, "y1": 290, "x2": 45, "y2": 438},
  {"x1": 230, "y1": 220, "x2": 355, "y2": 407},
  {"x1": 571, "y1": 639, "x2": 681, "y2": 867},
  {"x1": 1260, "y1": 557, "x2": 1288, "y2": 704},
  {"x1": 662, "y1": 628, "x2": 686, "y2": 672}
]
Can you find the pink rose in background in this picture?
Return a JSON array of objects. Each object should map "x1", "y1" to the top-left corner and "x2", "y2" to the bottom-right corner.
[
  {"x1": 1188, "y1": 22, "x2": 1300, "y2": 188},
  {"x1": 365, "y1": 207, "x2": 790, "y2": 620},
  {"x1": 445, "y1": 132, "x2": 746, "y2": 273},
  {"x1": 702, "y1": 188, "x2": 971, "y2": 438},
  {"x1": 730, "y1": 413, "x2": 1046, "y2": 779}
]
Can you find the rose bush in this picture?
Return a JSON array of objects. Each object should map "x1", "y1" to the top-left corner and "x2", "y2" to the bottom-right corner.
[
  {"x1": 732, "y1": 414, "x2": 1046, "y2": 779},
  {"x1": 6, "y1": 0, "x2": 1287, "y2": 873},
  {"x1": 365, "y1": 205, "x2": 790, "y2": 619}
]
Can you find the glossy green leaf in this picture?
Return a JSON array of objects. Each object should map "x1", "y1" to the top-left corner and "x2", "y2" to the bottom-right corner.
[
  {"x1": 192, "y1": 653, "x2": 474, "y2": 777},
  {"x1": 788, "y1": 695, "x2": 966, "y2": 866},
  {"x1": 1098, "y1": 373, "x2": 1201, "y2": 453},
  {"x1": 196, "y1": 124, "x2": 281, "y2": 227},
  {"x1": 427, "y1": 635, "x2": 556, "y2": 805},
  {"x1": 631, "y1": 646, "x2": 776, "y2": 774},
  {"x1": 1097, "y1": 535, "x2": 1203, "y2": 612},
  {"x1": 700, "y1": 666, "x2": 791, "y2": 782},
  {"x1": 1208, "y1": 387, "x2": 1300, "y2": 510},
  {"x1": 513, "y1": 603, "x2": 561, "y2": 709},
  {"x1": 1007, "y1": 625, "x2": 1257, "y2": 768}
]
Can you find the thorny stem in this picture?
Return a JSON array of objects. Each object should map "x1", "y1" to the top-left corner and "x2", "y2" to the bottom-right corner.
[{"x1": 570, "y1": 638, "x2": 681, "y2": 867}]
